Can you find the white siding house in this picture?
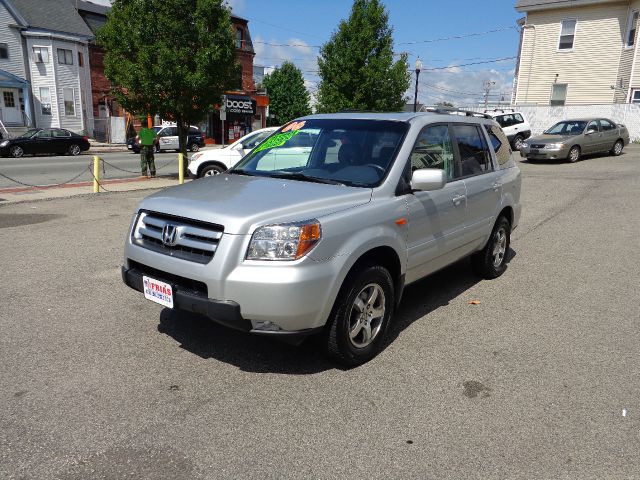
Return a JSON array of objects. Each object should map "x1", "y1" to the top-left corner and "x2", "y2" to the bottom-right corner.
[
  {"x1": 514, "y1": 0, "x2": 640, "y2": 105},
  {"x1": 0, "y1": 0, "x2": 93, "y2": 136}
]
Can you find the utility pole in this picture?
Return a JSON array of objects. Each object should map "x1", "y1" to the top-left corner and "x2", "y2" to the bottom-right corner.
[{"x1": 483, "y1": 80, "x2": 496, "y2": 110}]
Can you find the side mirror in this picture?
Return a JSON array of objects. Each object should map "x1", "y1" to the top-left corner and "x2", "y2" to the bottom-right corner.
[
  {"x1": 586, "y1": 128, "x2": 597, "y2": 135},
  {"x1": 411, "y1": 168, "x2": 447, "y2": 191}
]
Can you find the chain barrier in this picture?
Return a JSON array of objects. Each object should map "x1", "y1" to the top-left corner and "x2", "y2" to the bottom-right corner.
[{"x1": 0, "y1": 154, "x2": 183, "y2": 192}]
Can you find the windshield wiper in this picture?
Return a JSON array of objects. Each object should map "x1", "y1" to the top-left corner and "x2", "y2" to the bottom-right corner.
[
  {"x1": 267, "y1": 172, "x2": 346, "y2": 186},
  {"x1": 228, "y1": 169, "x2": 258, "y2": 176}
]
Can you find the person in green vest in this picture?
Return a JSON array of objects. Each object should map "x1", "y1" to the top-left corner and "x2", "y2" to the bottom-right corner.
[{"x1": 137, "y1": 126, "x2": 157, "y2": 178}]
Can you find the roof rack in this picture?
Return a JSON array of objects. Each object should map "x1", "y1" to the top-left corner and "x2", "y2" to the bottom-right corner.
[
  {"x1": 422, "y1": 107, "x2": 493, "y2": 120},
  {"x1": 484, "y1": 108, "x2": 515, "y2": 114}
]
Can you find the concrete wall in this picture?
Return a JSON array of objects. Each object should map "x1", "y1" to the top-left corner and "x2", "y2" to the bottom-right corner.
[{"x1": 471, "y1": 104, "x2": 640, "y2": 141}]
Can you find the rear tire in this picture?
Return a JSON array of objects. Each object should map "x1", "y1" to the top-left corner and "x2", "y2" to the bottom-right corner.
[
  {"x1": 200, "y1": 164, "x2": 225, "y2": 177},
  {"x1": 512, "y1": 135, "x2": 524, "y2": 151},
  {"x1": 567, "y1": 145, "x2": 581, "y2": 163},
  {"x1": 189, "y1": 143, "x2": 200, "y2": 152},
  {"x1": 610, "y1": 139, "x2": 623, "y2": 156},
  {"x1": 68, "y1": 144, "x2": 81, "y2": 156},
  {"x1": 326, "y1": 265, "x2": 394, "y2": 367},
  {"x1": 471, "y1": 216, "x2": 511, "y2": 279}
]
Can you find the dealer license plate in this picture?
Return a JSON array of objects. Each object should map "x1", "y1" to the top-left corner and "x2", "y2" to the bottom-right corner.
[{"x1": 143, "y1": 276, "x2": 174, "y2": 308}]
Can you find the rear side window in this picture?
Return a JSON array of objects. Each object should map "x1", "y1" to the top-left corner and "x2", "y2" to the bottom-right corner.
[
  {"x1": 484, "y1": 124, "x2": 512, "y2": 166},
  {"x1": 451, "y1": 124, "x2": 492, "y2": 176},
  {"x1": 52, "y1": 129, "x2": 71, "y2": 137},
  {"x1": 410, "y1": 124, "x2": 457, "y2": 181},
  {"x1": 514, "y1": 113, "x2": 524, "y2": 123},
  {"x1": 599, "y1": 119, "x2": 615, "y2": 131},
  {"x1": 188, "y1": 127, "x2": 199, "y2": 134}
]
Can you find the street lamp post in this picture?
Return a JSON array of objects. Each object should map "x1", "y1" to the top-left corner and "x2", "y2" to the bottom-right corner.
[{"x1": 413, "y1": 58, "x2": 423, "y2": 112}]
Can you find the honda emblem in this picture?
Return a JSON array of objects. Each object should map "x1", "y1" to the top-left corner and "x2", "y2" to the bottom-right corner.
[{"x1": 162, "y1": 224, "x2": 178, "y2": 246}]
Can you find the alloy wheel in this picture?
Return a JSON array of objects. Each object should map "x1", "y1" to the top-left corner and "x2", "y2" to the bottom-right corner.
[
  {"x1": 10, "y1": 146, "x2": 23, "y2": 158},
  {"x1": 492, "y1": 227, "x2": 507, "y2": 268},
  {"x1": 514, "y1": 136, "x2": 524, "y2": 150},
  {"x1": 348, "y1": 283, "x2": 386, "y2": 348},
  {"x1": 69, "y1": 144, "x2": 81, "y2": 156},
  {"x1": 614, "y1": 141, "x2": 623, "y2": 155}
]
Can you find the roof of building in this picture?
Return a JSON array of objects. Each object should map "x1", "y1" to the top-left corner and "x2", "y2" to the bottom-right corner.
[
  {"x1": 73, "y1": 0, "x2": 110, "y2": 16},
  {"x1": 515, "y1": 0, "x2": 621, "y2": 12},
  {"x1": 7, "y1": 0, "x2": 94, "y2": 37}
]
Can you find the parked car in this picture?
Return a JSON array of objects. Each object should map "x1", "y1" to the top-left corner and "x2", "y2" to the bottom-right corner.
[
  {"x1": 188, "y1": 127, "x2": 278, "y2": 178},
  {"x1": 520, "y1": 118, "x2": 630, "y2": 162},
  {"x1": 0, "y1": 128, "x2": 90, "y2": 158},
  {"x1": 484, "y1": 109, "x2": 531, "y2": 150},
  {"x1": 121, "y1": 110, "x2": 521, "y2": 366},
  {"x1": 127, "y1": 126, "x2": 205, "y2": 153}
]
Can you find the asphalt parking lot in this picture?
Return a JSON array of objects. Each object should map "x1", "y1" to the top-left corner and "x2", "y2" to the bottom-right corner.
[{"x1": 1, "y1": 148, "x2": 639, "y2": 479}]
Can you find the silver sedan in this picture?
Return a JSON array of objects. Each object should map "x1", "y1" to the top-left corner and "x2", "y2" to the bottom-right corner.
[{"x1": 520, "y1": 118, "x2": 630, "y2": 162}]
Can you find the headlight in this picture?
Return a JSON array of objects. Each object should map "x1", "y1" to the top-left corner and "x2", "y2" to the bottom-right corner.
[
  {"x1": 544, "y1": 143, "x2": 563, "y2": 150},
  {"x1": 0, "y1": 140, "x2": 8, "y2": 147},
  {"x1": 190, "y1": 153, "x2": 203, "y2": 163},
  {"x1": 246, "y1": 220, "x2": 321, "y2": 261}
]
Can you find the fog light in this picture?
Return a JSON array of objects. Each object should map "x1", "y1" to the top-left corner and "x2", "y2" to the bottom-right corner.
[{"x1": 252, "y1": 320, "x2": 281, "y2": 331}]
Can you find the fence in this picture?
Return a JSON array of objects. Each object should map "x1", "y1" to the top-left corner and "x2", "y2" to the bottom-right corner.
[
  {"x1": 467, "y1": 103, "x2": 640, "y2": 141},
  {"x1": 90, "y1": 116, "x2": 127, "y2": 143}
]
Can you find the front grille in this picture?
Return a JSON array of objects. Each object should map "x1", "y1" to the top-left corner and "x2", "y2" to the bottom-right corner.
[
  {"x1": 128, "y1": 260, "x2": 208, "y2": 296},
  {"x1": 530, "y1": 144, "x2": 546, "y2": 149},
  {"x1": 132, "y1": 210, "x2": 224, "y2": 264}
]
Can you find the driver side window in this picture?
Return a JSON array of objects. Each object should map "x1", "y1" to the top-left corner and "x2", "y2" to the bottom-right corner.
[
  {"x1": 410, "y1": 124, "x2": 457, "y2": 181},
  {"x1": 587, "y1": 121, "x2": 599, "y2": 133}
]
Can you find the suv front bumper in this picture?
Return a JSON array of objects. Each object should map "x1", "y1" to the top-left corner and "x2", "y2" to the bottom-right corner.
[{"x1": 121, "y1": 264, "x2": 322, "y2": 345}]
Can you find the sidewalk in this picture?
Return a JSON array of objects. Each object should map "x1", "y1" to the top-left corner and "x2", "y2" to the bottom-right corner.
[{"x1": 0, "y1": 175, "x2": 185, "y2": 205}]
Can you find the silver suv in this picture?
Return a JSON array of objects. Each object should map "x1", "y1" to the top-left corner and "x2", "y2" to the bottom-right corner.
[{"x1": 122, "y1": 111, "x2": 521, "y2": 365}]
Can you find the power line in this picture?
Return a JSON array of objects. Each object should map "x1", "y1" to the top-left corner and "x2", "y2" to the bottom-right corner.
[
  {"x1": 419, "y1": 56, "x2": 517, "y2": 71},
  {"x1": 397, "y1": 26, "x2": 518, "y2": 45}
]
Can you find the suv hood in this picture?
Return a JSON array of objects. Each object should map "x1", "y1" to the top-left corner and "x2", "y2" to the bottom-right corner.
[{"x1": 137, "y1": 174, "x2": 372, "y2": 234}]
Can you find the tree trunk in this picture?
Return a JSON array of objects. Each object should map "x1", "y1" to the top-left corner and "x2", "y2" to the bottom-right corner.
[{"x1": 176, "y1": 117, "x2": 189, "y2": 176}]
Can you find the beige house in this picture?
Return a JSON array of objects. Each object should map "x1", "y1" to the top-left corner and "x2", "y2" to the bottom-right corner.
[{"x1": 513, "y1": 0, "x2": 640, "y2": 105}]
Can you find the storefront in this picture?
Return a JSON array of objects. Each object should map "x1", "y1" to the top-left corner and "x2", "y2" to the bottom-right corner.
[{"x1": 205, "y1": 93, "x2": 268, "y2": 144}]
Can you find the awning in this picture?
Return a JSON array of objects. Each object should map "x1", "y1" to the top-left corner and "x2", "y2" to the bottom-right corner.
[{"x1": 0, "y1": 69, "x2": 29, "y2": 89}]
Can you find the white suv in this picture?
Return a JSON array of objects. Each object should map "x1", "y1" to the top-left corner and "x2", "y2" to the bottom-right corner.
[{"x1": 485, "y1": 109, "x2": 531, "y2": 150}]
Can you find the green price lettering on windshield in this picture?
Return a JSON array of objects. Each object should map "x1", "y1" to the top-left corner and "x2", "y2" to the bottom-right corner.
[{"x1": 254, "y1": 130, "x2": 300, "y2": 153}]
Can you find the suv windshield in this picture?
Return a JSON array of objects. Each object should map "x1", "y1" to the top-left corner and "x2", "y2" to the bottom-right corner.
[
  {"x1": 545, "y1": 121, "x2": 587, "y2": 135},
  {"x1": 230, "y1": 119, "x2": 408, "y2": 187}
]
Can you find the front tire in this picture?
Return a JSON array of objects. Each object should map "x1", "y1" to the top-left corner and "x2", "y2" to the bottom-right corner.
[
  {"x1": 199, "y1": 164, "x2": 225, "y2": 177},
  {"x1": 567, "y1": 145, "x2": 580, "y2": 163},
  {"x1": 10, "y1": 146, "x2": 24, "y2": 158},
  {"x1": 327, "y1": 265, "x2": 394, "y2": 366},
  {"x1": 471, "y1": 216, "x2": 511, "y2": 279},
  {"x1": 610, "y1": 139, "x2": 623, "y2": 156}
]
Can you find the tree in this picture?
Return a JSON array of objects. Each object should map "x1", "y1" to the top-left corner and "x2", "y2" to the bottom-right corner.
[
  {"x1": 262, "y1": 62, "x2": 311, "y2": 126},
  {"x1": 316, "y1": 0, "x2": 410, "y2": 113},
  {"x1": 98, "y1": 0, "x2": 238, "y2": 158},
  {"x1": 436, "y1": 101, "x2": 455, "y2": 108}
]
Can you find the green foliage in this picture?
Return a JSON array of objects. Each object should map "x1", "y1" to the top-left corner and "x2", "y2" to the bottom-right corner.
[
  {"x1": 316, "y1": 0, "x2": 410, "y2": 113},
  {"x1": 98, "y1": 0, "x2": 238, "y2": 154},
  {"x1": 436, "y1": 101, "x2": 455, "y2": 107},
  {"x1": 262, "y1": 61, "x2": 311, "y2": 126}
]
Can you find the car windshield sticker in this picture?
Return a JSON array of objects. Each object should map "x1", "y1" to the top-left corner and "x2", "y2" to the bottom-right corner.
[
  {"x1": 253, "y1": 130, "x2": 301, "y2": 153},
  {"x1": 282, "y1": 121, "x2": 306, "y2": 132}
]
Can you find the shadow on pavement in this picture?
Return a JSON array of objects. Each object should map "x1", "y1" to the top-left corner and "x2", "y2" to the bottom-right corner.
[{"x1": 158, "y1": 249, "x2": 516, "y2": 373}]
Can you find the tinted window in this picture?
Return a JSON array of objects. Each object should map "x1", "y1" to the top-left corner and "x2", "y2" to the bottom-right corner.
[
  {"x1": 452, "y1": 124, "x2": 492, "y2": 176},
  {"x1": 599, "y1": 119, "x2": 616, "y2": 131},
  {"x1": 36, "y1": 130, "x2": 53, "y2": 138},
  {"x1": 410, "y1": 124, "x2": 457, "y2": 181},
  {"x1": 52, "y1": 129, "x2": 71, "y2": 137},
  {"x1": 484, "y1": 124, "x2": 511, "y2": 166},
  {"x1": 188, "y1": 127, "x2": 200, "y2": 134}
]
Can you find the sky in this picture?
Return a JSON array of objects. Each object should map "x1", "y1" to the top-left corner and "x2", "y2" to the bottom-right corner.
[{"x1": 90, "y1": 0, "x2": 523, "y2": 107}]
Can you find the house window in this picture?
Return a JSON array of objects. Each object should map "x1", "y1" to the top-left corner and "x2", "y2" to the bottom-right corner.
[
  {"x1": 236, "y1": 28, "x2": 243, "y2": 49},
  {"x1": 632, "y1": 90, "x2": 640, "y2": 104},
  {"x1": 63, "y1": 88, "x2": 75, "y2": 116},
  {"x1": 39, "y1": 87, "x2": 51, "y2": 115},
  {"x1": 558, "y1": 19, "x2": 576, "y2": 50},
  {"x1": 3, "y1": 91, "x2": 16, "y2": 107},
  {"x1": 33, "y1": 46, "x2": 49, "y2": 63},
  {"x1": 0, "y1": 43, "x2": 8, "y2": 59},
  {"x1": 57, "y1": 48, "x2": 73, "y2": 65},
  {"x1": 78, "y1": 51, "x2": 84, "y2": 67},
  {"x1": 550, "y1": 83, "x2": 568, "y2": 105},
  {"x1": 627, "y1": 11, "x2": 639, "y2": 47}
]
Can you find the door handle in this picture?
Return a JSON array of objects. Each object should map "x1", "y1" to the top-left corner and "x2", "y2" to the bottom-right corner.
[
  {"x1": 492, "y1": 182, "x2": 502, "y2": 191},
  {"x1": 452, "y1": 194, "x2": 466, "y2": 206}
]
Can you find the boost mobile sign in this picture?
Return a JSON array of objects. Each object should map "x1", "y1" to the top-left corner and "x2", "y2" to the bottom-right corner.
[{"x1": 225, "y1": 95, "x2": 256, "y2": 115}]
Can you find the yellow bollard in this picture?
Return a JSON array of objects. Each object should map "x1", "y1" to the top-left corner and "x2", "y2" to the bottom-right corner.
[
  {"x1": 93, "y1": 155, "x2": 100, "y2": 193},
  {"x1": 178, "y1": 153, "x2": 185, "y2": 184}
]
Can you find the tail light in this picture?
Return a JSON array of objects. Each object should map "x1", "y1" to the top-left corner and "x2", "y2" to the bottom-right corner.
[{"x1": 83, "y1": 136, "x2": 88, "y2": 141}]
